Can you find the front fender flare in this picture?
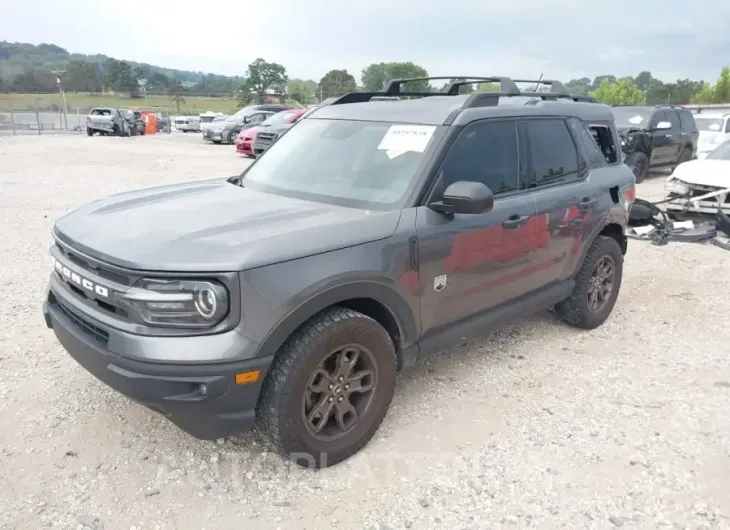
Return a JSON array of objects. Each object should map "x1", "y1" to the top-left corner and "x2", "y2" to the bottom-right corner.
[{"x1": 255, "y1": 281, "x2": 419, "y2": 362}]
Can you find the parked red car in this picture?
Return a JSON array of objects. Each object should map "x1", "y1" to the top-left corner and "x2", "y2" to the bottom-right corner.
[{"x1": 235, "y1": 108, "x2": 306, "y2": 157}]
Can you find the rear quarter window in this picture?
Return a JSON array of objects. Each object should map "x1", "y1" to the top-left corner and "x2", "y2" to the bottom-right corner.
[{"x1": 678, "y1": 109, "x2": 697, "y2": 131}]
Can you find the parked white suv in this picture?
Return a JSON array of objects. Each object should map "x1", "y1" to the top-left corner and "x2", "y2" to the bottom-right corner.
[{"x1": 695, "y1": 113, "x2": 730, "y2": 158}]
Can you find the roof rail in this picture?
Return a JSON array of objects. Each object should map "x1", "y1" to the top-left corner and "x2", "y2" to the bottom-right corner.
[
  {"x1": 512, "y1": 79, "x2": 569, "y2": 96},
  {"x1": 382, "y1": 76, "x2": 521, "y2": 96}
]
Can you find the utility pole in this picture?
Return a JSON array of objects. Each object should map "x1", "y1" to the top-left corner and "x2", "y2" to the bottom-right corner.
[{"x1": 54, "y1": 70, "x2": 69, "y2": 131}]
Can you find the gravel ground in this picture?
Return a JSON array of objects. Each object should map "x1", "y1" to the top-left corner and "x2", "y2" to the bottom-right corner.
[{"x1": 1, "y1": 134, "x2": 730, "y2": 530}]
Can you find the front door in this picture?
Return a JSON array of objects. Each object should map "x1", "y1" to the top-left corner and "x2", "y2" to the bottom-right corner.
[
  {"x1": 649, "y1": 110, "x2": 676, "y2": 167},
  {"x1": 415, "y1": 119, "x2": 538, "y2": 340}
]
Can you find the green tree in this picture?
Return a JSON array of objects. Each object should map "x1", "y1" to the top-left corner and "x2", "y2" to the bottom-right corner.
[
  {"x1": 692, "y1": 82, "x2": 716, "y2": 104},
  {"x1": 63, "y1": 60, "x2": 103, "y2": 92},
  {"x1": 318, "y1": 69, "x2": 357, "y2": 98},
  {"x1": 286, "y1": 78, "x2": 314, "y2": 104},
  {"x1": 237, "y1": 58, "x2": 288, "y2": 106},
  {"x1": 589, "y1": 78, "x2": 646, "y2": 105},
  {"x1": 103, "y1": 58, "x2": 140, "y2": 95},
  {"x1": 361, "y1": 62, "x2": 429, "y2": 92},
  {"x1": 591, "y1": 75, "x2": 617, "y2": 92},
  {"x1": 634, "y1": 71, "x2": 653, "y2": 92},
  {"x1": 565, "y1": 77, "x2": 592, "y2": 95},
  {"x1": 169, "y1": 82, "x2": 187, "y2": 114},
  {"x1": 10, "y1": 68, "x2": 56, "y2": 92},
  {"x1": 714, "y1": 66, "x2": 730, "y2": 103},
  {"x1": 645, "y1": 79, "x2": 670, "y2": 105}
]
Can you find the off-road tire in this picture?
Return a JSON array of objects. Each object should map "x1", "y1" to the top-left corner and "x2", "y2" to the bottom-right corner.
[
  {"x1": 554, "y1": 235, "x2": 623, "y2": 330},
  {"x1": 86, "y1": 128, "x2": 93, "y2": 136},
  {"x1": 624, "y1": 151, "x2": 649, "y2": 184},
  {"x1": 256, "y1": 306, "x2": 397, "y2": 469}
]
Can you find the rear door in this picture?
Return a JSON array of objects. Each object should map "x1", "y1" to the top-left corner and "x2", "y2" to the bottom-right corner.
[
  {"x1": 415, "y1": 119, "x2": 538, "y2": 337},
  {"x1": 678, "y1": 108, "x2": 699, "y2": 157},
  {"x1": 664, "y1": 109, "x2": 684, "y2": 164},
  {"x1": 520, "y1": 117, "x2": 595, "y2": 287},
  {"x1": 649, "y1": 110, "x2": 676, "y2": 166}
]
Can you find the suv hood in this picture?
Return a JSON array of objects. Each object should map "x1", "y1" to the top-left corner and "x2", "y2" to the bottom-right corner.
[{"x1": 53, "y1": 180, "x2": 401, "y2": 272}]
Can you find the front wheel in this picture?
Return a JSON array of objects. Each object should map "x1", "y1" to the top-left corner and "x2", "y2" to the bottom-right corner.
[
  {"x1": 554, "y1": 235, "x2": 624, "y2": 330},
  {"x1": 624, "y1": 151, "x2": 649, "y2": 184},
  {"x1": 256, "y1": 307, "x2": 397, "y2": 469},
  {"x1": 87, "y1": 128, "x2": 94, "y2": 136}
]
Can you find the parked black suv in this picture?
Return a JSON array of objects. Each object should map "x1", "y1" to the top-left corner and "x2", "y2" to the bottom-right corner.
[
  {"x1": 611, "y1": 105, "x2": 698, "y2": 183},
  {"x1": 43, "y1": 76, "x2": 636, "y2": 468}
]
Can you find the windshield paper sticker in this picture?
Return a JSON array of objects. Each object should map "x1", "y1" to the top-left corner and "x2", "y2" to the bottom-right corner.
[
  {"x1": 378, "y1": 125, "x2": 436, "y2": 159},
  {"x1": 628, "y1": 115, "x2": 644, "y2": 125}
]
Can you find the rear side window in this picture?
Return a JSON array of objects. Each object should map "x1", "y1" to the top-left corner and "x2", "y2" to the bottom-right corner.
[
  {"x1": 523, "y1": 119, "x2": 579, "y2": 186},
  {"x1": 726, "y1": 119, "x2": 730, "y2": 133},
  {"x1": 567, "y1": 118, "x2": 606, "y2": 169},
  {"x1": 438, "y1": 120, "x2": 520, "y2": 195}
]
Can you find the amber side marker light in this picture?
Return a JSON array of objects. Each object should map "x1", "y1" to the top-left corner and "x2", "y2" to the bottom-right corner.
[{"x1": 235, "y1": 370, "x2": 261, "y2": 385}]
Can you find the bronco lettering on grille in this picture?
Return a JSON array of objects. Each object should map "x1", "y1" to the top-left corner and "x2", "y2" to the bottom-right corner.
[{"x1": 51, "y1": 256, "x2": 109, "y2": 298}]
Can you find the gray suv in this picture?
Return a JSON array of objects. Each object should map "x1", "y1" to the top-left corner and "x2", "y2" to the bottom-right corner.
[{"x1": 43, "y1": 76, "x2": 636, "y2": 469}]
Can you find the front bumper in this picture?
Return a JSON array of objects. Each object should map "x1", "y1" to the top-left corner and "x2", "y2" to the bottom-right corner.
[
  {"x1": 202, "y1": 129, "x2": 224, "y2": 142},
  {"x1": 43, "y1": 291, "x2": 273, "y2": 440}
]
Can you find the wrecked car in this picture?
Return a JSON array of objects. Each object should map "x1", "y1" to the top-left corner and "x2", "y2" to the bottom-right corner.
[
  {"x1": 611, "y1": 105, "x2": 698, "y2": 183},
  {"x1": 665, "y1": 139, "x2": 730, "y2": 217}
]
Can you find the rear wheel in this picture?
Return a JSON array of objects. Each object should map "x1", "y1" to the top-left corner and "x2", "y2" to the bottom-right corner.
[
  {"x1": 227, "y1": 130, "x2": 238, "y2": 144},
  {"x1": 256, "y1": 307, "x2": 397, "y2": 469},
  {"x1": 624, "y1": 151, "x2": 649, "y2": 183},
  {"x1": 554, "y1": 235, "x2": 623, "y2": 330},
  {"x1": 86, "y1": 128, "x2": 93, "y2": 136}
]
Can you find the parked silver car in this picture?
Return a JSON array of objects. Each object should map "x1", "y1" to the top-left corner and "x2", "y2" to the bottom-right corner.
[{"x1": 202, "y1": 104, "x2": 291, "y2": 144}]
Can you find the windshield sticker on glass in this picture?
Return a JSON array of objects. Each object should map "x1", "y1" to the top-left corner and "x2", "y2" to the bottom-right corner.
[
  {"x1": 709, "y1": 123, "x2": 722, "y2": 131},
  {"x1": 378, "y1": 125, "x2": 436, "y2": 159},
  {"x1": 628, "y1": 115, "x2": 644, "y2": 125}
]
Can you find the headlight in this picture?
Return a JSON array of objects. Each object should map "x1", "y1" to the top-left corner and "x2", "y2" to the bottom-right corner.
[
  {"x1": 121, "y1": 278, "x2": 229, "y2": 329},
  {"x1": 665, "y1": 178, "x2": 690, "y2": 195}
]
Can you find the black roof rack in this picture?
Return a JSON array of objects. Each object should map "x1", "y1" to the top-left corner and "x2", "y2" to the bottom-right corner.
[{"x1": 327, "y1": 75, "x2": 596, "y2": 108}]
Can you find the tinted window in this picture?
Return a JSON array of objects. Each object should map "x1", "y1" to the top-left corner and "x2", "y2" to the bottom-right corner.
[
  {"x1": 726, "y1": 119, "x2": 730, "y2": 133},
  {"x1": 678, "y1": 109, "x2": 696, "y2": 131},
  {"x1": 568, "y1": 119, "x2": 606, "y2": 169},
  {"x1": 439, "y1": 120, "x2": 519, "y2": 195},
  {"x1": 525, "y1": 119, "x2": 579, "y2": 186},
  {"x1": 665, "y1": 109, "x2": 681, "y2": 130}
]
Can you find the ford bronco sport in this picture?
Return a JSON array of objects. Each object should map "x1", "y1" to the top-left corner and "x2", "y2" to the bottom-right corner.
[{"x1": 43, "y1": 76, "x2": 635, "y2": 469}]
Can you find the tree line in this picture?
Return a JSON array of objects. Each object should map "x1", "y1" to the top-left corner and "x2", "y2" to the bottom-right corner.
[{"x1": 2, "y1": 40, "x2": 729, "y2": 107}]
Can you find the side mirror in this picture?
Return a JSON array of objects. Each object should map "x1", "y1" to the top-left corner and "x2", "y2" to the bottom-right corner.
[
  {"x1": 655, "y1": 121, "x2": 671, "y2": 131},
  {"x1": 430, "y1": 181, "x2": 494, "y2": 215}
]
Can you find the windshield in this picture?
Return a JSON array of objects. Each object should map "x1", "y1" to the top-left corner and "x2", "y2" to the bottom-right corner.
[
  {"x1": 706, "y1": 140, "x2": 730, "y2": 160},
  {"x1": 262, "y1": 111, "x2": 297, "y2": 127},
  {"x1": 241, "y1": 119, "x2": 442, "y2": 209},
  {"x1": 695, "y1": 117, "x2": 725, "y2": 132},
  {"x1": 611, "y1": 107, "x2": 653, "y2": 128}
]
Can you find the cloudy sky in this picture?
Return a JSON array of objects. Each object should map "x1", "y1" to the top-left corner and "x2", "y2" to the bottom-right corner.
[{"x1": 3, "y1": 0, "x2": 729, "y2": 83}]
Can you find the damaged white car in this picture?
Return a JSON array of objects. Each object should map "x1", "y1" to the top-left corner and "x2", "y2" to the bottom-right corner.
[{"x1": 665, "y1": 140, "x2": 730, "y2": 216}]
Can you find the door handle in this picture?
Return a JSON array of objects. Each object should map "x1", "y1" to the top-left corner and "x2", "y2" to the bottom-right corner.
[
  {"x1": 502, "y1": 214, "x2": 530, "y2": 229},
  {"x1": 665, "y1": 133, "x2": 673, "y2": 138},
  {"x1": 577, "y1": 197, "x2": 597, "y2": 209}
]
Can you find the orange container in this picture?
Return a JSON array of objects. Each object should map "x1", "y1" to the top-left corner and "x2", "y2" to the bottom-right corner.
[{"x1": 141, "y1": 111, "x2": 157, "y2": 135}]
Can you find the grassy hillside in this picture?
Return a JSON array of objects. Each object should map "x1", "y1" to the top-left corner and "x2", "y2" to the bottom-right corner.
[{"x1": 0, "y1": 92, "x2": 240, "y2": 114}]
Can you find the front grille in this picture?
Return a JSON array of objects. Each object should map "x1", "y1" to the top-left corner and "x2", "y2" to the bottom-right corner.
[
  {"x1": 257, "y1": 133, "x2": 277, "y2": 144},
  {"x1": 54, "y1": 295, "x2": 109, "y2": 345},
  {"x1": 55, "y1": 242, "x2": 131, "y2": 285}
]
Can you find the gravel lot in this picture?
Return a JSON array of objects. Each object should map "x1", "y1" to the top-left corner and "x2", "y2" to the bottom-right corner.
[{"x1": 1, "y1": 133, "x2": 730, "y2": 530}]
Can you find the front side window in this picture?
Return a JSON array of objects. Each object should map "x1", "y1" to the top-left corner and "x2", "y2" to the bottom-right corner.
[
  {"x1": 524, "y1": 119, "x2": 579, "y2": 186},
  {"x1": 242, "y1": 119, "x2": 443, "y2": 208},
  {"x1": 437, "y1": 120, "x2": 520, "y2": 195}
]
